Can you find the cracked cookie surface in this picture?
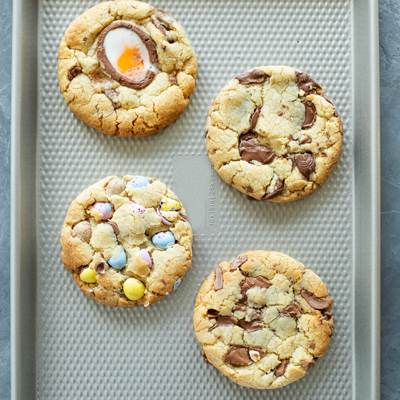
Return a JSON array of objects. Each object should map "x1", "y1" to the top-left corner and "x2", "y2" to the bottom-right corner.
[
  {"x1": 60, "y1": 175, "x2": 192, "y2": 308},
  {"x1": 58, "y1": 0, "x2": 197, "y2": 137},
  {"x1": 193, "y1": 250, "x2": 334, "y2": 389},
  {"x1": 205, "y1": 66, "x2": 343, "y2": 202}
]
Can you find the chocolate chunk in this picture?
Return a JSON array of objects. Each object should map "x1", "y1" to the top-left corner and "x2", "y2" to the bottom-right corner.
[
  {"x1": 280, "y1": 300, "x2": 304, "y2": 318},
  {"x1": 246, "y1": 195, "x2": 257, "y2": 201},
  {"x1": 239, "y1": 134, "x2": 275, "y2": 164},
  {"x1": 68, "y1": 66, "x2": 82, "y2": 81},
  {"x1": 209, "y1": 316, "x2": 238, "y2": 331},
  {"x1": 301, "y1": 100, "x2": 317, "y2": 129},
  {"x1": 94, "y1": 261, "x2": 106, "y2": 274},
  {"x1": 299, "y1": 136, "x2": 312, "y2": 144},
  {"x1": 247, "y1": 276, "x2": 272, "y2": 289},
  {"x1": 240, "y1": 319, "x2": 263, "y2": 333},
  {"x1": 205, "y1": 130, "x2": 209, "y2": 138},
  {"x1": 232, "y1": 305, "x2": 245, "y2": 312},
  {"x1": 104, "y1": 221, "x2": 119, "y2": 236},
  {"x1": 295, "y1": 153, "x2": 316, "y2": 179},
  {"x1": 300, "y1": 360, "x2": 315, "y2": 368},
  {"x1": 178, "y1": 212, "x2": 187, "y2": 221},
  {"x1": 97, "y1": 22, "x2": 159, "y2": 90},
  {"x1": 263, "y1": 178, "x2": 284, "y2": 200},
  {"x1": 236, "y1": 70, "x2": 268, "y2": 84},
  {"x1": 309, "y1": 342, "x2": 315, "y2": 350},
  {"x1": 207, "y1": 309, "x2": 219, "y2": 319},
  {"x1": 321, "y1": 151, "x2": 327, "y2": 157},
  {"x1": 104, "y1": 89, "x2": 120, "y2": 109},
  {"x1": 274, "y1": 360, "x2": 289, "y2": 377},
  {"x1": 300, "y1": 289, "x2": 331, "y2": 310},
  {"x1": 295, "y1": 71, "x2": 322, "y2": 94},
  {"x1": 230, "y1": 256, "x2": 247, "y2": 271},
  {"x1": 250, "y1": 106, "x2": 262, "y2": 130},
  {"x1": 170, "y1": 77, "x2": 178, "y2": 85},
  {"x1": 214, "y1": 266, "x2": 224, "y2": 291},
  {"x1": 225, "y1": 346, "x2": 252, "y2": 366},
  {"x1": 201, "y1": 350, "x2": 210, "y2": 364},
  {"x1": 151, "y1": 9, "x2": 173, "y2": 36}
]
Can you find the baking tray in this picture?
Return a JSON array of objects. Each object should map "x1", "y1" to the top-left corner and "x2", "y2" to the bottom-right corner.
[{"x1": 11, "y1": 0, "x2": 380, "y2": 398}]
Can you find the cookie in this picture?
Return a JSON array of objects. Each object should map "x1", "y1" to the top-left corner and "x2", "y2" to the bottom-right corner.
[
  {"x1": 193, "y1": 251, "x2": 333, "y2": 389},
  {"x1": 60, "y1": 176, "x2": 192, "y2": 308},
  {"x1": 205, "y1": 66, "x2": 343, "y2": 202},
  {"x1": 58, "y1": 1, "x2": 197, "y2": 137}
]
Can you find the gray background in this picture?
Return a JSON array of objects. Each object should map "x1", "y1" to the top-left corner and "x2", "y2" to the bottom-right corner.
[{"x1": 0, "y1": 0, "x2": 398, "y2": 398}]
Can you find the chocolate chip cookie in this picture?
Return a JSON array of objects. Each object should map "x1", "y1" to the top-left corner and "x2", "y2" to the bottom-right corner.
[
  {"x1": 205, "y1": 66, "x2": 343, "y2": 202},
  {"x1": 193, "y1": 251, "x2": 333, "y2": 389},
  {"x1": 60, "y1": 176, "x2": 192, "y2": 308},
  {"x1": 58, "y1": 0, "x2": 197, "y2": 137}
]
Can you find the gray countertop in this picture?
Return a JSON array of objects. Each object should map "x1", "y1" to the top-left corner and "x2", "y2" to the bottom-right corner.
[{"x1": 0, "y1": 0, "x2": 398, "y2": 398}]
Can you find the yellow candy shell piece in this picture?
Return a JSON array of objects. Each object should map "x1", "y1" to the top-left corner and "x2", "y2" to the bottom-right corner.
[
  {"x1": 123, "y1": 278, "x2": 145, "y2": 300},
  {"x1": 161, "y1": 199, "x2": 181, "y2": 211},
  {"x1": 80, "y1": 268, "x2": 97, "y2": 283}
]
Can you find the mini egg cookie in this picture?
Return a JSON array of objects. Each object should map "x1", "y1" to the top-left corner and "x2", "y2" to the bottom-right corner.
[
  {"x1": 205, "y1": 66, "x2": 343, "y2": 202},
  {"x1": 193, "y1": 251, "x2": 334, "y2": 389},
  {"x1": 60, "y1": 176, "x2": 192, "y2": 308},
  {"x1": 58, "y1": 1, "x2": 197, "y2": 137}
]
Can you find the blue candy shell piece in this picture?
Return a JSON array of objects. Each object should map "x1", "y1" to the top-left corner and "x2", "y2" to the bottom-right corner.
[
  {"x1": 108, "y1": 249, "x2": 127, "y2": 270},
  {"x1": 173, "y1": 278, "x2": 181, "y2": 291},
  {"x1": 152, "y1": 231, "x2": 175, "y2": 249},
  {"x1": 127, "y1": 176, "x2": 150, "y2": 189}
]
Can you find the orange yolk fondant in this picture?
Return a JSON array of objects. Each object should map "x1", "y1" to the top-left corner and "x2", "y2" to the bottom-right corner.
[{"x1": 117, "y1": 45, "x2": 145, "y2": 78}]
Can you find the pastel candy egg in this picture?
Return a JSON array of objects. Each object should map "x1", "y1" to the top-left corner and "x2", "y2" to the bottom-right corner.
[
  {"x1": 72, "y1": 221, "x2": 92, "y2": 243},
  {"x1": 161, "y1": 198, "x2": 181, "y2": 211},
  {"x1": 127, "y1": 176, "x2": 150, "y2": 189},
  {"x1": 123, "y1": 278, "x2": 145, "y2": 301},
  {"x1": 108, "y1": 248, "x2": 127, "y2": 269},
  {"x1": 152, "y1": 231, "x2": 175, "y2": 249},
  {"x1": 93, "y1": 202, "x2": 113, "y2": 220},
  {"x1": 173, "y1": 278, "x2": 181, "y2": 291},
  {"x1": 139, "y1": 249, "x2": 152, "y2": 268},
  {"x1": 80, "y1": 268, "x2": 97, "y2": 283},
  {"x1": 106, "y1": 178, "x2": 125, "y2": 195},
  {"x1": 130, "y1": 202, "x2": 145, "y2": 214}
]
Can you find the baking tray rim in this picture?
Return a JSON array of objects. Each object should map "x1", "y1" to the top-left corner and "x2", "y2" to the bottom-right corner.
[{"x1": 10, "y1": 0, "x2": 381, "y2": 399}]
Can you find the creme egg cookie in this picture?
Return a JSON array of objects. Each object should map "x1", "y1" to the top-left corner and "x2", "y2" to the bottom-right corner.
[{"x1": 58, "y1": 1, "x2": 197, "y2": 137}]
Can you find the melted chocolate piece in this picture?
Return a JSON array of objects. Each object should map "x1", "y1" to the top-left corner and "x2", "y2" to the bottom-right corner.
[
  {"x1": 319, "y1": 93, "x2": 332, "y2": 104},
  {"x1": 232, "y1": 305, "x2": 246, "y2": 312},
  {"x1": 295, "y1": 71, "x2": 322, "y2": 94},
  {"x1": 170, "y1": 77, "x2": 177, "y2": 85},
  {"x1": 300, "y1": 360, "x2": 315, "y2": 368},
  {"x1": 201, "y1": 350, "x2": 210, "y2": 364},
  {"x1": 104, "y1": 221, "x2": 119, "y2": 236},
  {"x1": 299, "y1": 136, "x2": 312, "y2": 145},
  {"x1": 246, "y1": 195, "x2": 257, "y2": 201},
  {"x1": 236, "y1": 70, "x2": 268, "y2": 84},
  {"x1": 239, "y1": 134, "x2": 275, "y2": 164},
  {"x1": 230, "y1": 256, "x2": 247, "y2": 272},
  {"x1": 295, "y1": 153, "x2": 316, "y2": 179},
  {"x1": 209, "y1": 316, "x2": 238, "y2": 331},
  {"x1": 274, "y1": 360, "x2": 289, "y2": 377},
  {"x1": 300, "y1": 289, "x2": 331, "y2": 310},
  {"x1": 240, "y1": 276, "x2": 272, "y2": 303},
  {"x1": 97, "y1": 22, "x2": 159, "y2": 90},
  {"x1": 280, "y1": 300, "x2": 304, "y2": 318},
  {"x1": 301, "y1": 100, "x2": 317, "y2": 129},
  {"x1": 214, "y1": 266, "x2": 224, "y2": 291},
  {"x1": 309, "y1": 342, "x2": 316, "y2": 350},
  {"x1": 225, "y1": 346, "x2": 252, "y2": 366},
  {"x1": 250, "y1": 106, "x2": 262, "y2": 130},
  {"x1": 263, "y1": 178, "x2": 284, "y2": 200},
  {"x1": 151, "y1": 9, "x2": 173, "y2": 36},
  {"x1": 240, "y1": 319, "x2": 263, "y2": 333},
  {"x1": 321, "y1": 151, "x2": 327, "y2": 157},
  {"x1": 94, "y1": 261, "x2": 106, "y2": 274},
  {"x1": 207, "y1": 309, "x2": 219, "y2": 319},
  {"x1": 68, "y1": 66, "x2": 82, "y2": 81}
]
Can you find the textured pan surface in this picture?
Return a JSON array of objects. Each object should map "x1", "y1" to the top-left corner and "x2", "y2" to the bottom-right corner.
[{"x1": 35, "y1": 0, "x2": 354, "y2": 398}]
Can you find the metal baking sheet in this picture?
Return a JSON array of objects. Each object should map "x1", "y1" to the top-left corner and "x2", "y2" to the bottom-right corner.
[{"x1": 11, "y1": 0, "x2": 380, "y2": 398}]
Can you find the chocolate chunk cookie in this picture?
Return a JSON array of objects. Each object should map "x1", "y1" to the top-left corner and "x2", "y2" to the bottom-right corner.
[
  {"x1": 58, "y1": 1, "x2": 197, "y2": 137},
  {"x1": 205, "y1": 66, "x2": 343, "y2": 202},
  {"x1": 193, "y1": 251, "x2": 333, "y2": 389},
  {"x1": 60, "y1": 176, "x2": 192, "y2": 308}
]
